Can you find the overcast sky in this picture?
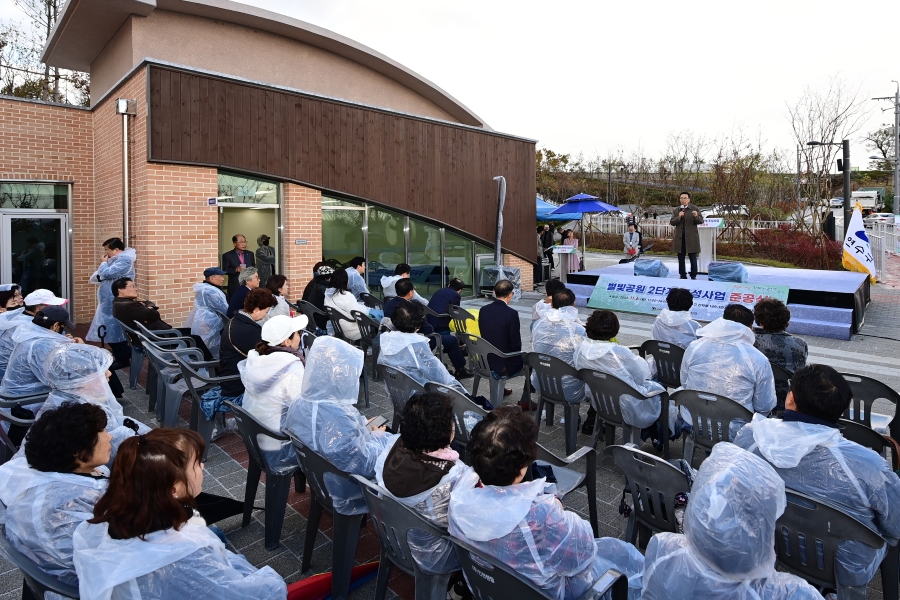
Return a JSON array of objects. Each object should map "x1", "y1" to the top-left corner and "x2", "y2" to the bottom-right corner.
[{"x1": 3, "y1": 0, "x2": 897, "y2": 164}]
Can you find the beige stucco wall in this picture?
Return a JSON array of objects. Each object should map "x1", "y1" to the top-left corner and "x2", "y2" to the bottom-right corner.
[{"x1": 90, "y1": 10, "x2": 459, "y2": 124}]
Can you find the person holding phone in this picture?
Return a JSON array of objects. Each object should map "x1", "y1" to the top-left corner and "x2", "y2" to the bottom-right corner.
[{"x1": 670, "y1": 192, "x2": 704, "y2": 279}]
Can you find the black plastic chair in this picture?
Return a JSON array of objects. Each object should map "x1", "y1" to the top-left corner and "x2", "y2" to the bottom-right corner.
[
  {"x1": 288, "y1": 433, "x2": 367, "y2": 600},
  {"x1": 840, "y1": 372, "x2": 900, "y2": 438},
  {"x1": 377, "y1": 364, "x2": 426, "y2": 431},
  {"x1": 606, "y1": 444, "x2": 690, "y2": 549},
  {"x1": 359, "y1": 293, "x2": 384, "y2": 311},
  {"x1": 172, "y1": 353, "x2": 240, "y2": 461},
  {"x1": 579, "y1": 368, "x2": 669, "y2": 457},
  {"x1": 770, "y1": 362, "x2": 793, "y2": 386},
  {"x1": 0, "y1": 523, "x2": 80, "y2": 599},
  {"x1": 352, "y1": 309, "x2": 382, "y2": 384},
  {"x1": 452, "y1": 537, "x2": 628, "y2": 600},
  {"x1": 672, "y1": 389, "x2": 752, "y2": 466},
  {"x1": 838, "y1": 419, "x2": 900, "y2": 470},
  {"x1": 114, "y1": 318, "x2": 147, "y2": 390},
  {"x1": 525, "y1": 352, "x2": 583, "y2": 456},
  {"x1": 776, "y1": 489, "x2": 887, "y2": 598},
  {"x1": 638, "y1": 340, "x2": 684, "y2": 389},
  {"x1": 427, "y1": 382, "x2": 599, "y2": 536},
  {"x1": 459, "y1": 333, "x2": 527, "y2": 408},
  {"x1": 215, "y1": 310, "x2": 230, "y2": 327},
  {"x1": 224, "y1": 401, "x2": 306, "y2": 551},
  {"x1": 325, "y1": 307, "x2": 361, "y2": 346},
  {"x1": 447, "y1": 305, "x2": 476, "y2": 338},
  {"x1": 295, "y1": 300, "x2": 326, "y2": 333},
  {"x1": 354, "y1": 475, "x2": 452, "y2": 600},
  {"x1": 0, "y1": 393, "x2": 46, "y2": 465}
]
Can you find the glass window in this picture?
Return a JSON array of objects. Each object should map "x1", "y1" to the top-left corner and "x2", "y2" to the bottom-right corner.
[
  {"x1": 322, "y1": 197, "x2": 362, "y2": 208},
  {"x1": 475, "y1": 243, "x2": 496, "y2": 297},
  {"x1": 217, "y1": 171, "x2": 278, "y2": 204},
  {"x1": 368, "y1": 207, "x2": 406, "y2": 298},
  {"x1": 444, "y1": 230, "x2": 474, "y2": 297},
  {"x1": 0, "y1": 183, "x2": 68, "y2": 209},
  {"x1": 408, "y1": 217, "x2": 442, "y2": 300},
  {"x1": 322, "y1": 208, "x2": 364, "y2": 267}
]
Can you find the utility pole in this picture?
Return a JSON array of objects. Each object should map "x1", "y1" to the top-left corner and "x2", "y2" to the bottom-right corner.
[
  {"x1": 873, "y1": 83, "x2": 900, "y2": 216},
  {"x1": 796, "y1": 145, "x2": 802, "y2": 216},
  {"x1": 842, "y1": 140, "x2": 852, "y2": 228},
  {"x1": 607, "y1": 162, "x2": 612, "y2": 206}
]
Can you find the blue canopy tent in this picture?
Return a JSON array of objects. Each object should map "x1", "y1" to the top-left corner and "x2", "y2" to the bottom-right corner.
[
  {"x1": 546, "y1": 193, "x2": 618, "y2": 271},
  {"x1": 537, "y1": 197, "x2": 581, "y2": 222}
]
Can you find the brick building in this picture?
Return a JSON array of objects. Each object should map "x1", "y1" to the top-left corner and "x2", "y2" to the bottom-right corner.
[{"x1": 0, "y1": 0, "x2": 536, "y2": 327}]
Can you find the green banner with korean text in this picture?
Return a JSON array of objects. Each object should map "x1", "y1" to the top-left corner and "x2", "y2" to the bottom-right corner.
[{"x1": 586, "y1": 275, "x2": 789, "y2": 322}]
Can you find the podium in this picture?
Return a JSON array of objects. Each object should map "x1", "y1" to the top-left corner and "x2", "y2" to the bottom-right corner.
[
  {"x1": 552, "y1": 245, "x2": 578, "y2": 284},
  {"x1": 697, "y1": 218, "x2": 722, "y2": 274}
]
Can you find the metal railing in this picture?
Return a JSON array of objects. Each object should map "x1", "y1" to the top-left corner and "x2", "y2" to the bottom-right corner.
[
  {"x1": 870, "y1": 235, "x2": 886, "y2": 283},
  {"x1": 873, "y1": 222, "x2": 900, "y2": 256}
]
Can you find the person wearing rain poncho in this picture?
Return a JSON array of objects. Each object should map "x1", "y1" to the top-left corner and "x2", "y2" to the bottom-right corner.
[
  {"x1": 238, "y1": 314, "x2": 308, "y2": 474},
  {"x1": 345, "y1": 256, "x2": 370, "y2": 300},
  {"x1": 0, "y1": 288, "x2": 68, "y2": 381},
  {"x1": 323, "y1": 268, "x2": 369, "y2": 341},
  {"x1": 25, "y1": 343, "x2": 150, "y2": 462},
  {"x1": 734, "y1": 364, "x2": 900, "y2": 593},
  {"x1": 377, "y1": 301, "x2": 469, "y2": 397},
  {"x1": 284, "y1": 336, "x2": 396, "y2": 515},
  {"x1": 380, "y1": 263, "x2": 428, "y2": 305},
  {"x1": 0, "y1": 402, "x2": 112, "y2": 592},
  {"x1": 642, "y1": 443, "x2": 823, "y2": 599},
  {"x1": 375, "y1": 391, "x2": 471, "y2": 576},
  {"x1": 531, "y1": 279, "x2": 565, "y2": 328},
  {"x1": 86, "y1": 238, "x2": 136, "y2": 344},
  {"x1": 448, "y1": 406, "x2": 645, "y2": 600},
  {"x1": 73, "y1": 428, "x2": 287, "y2": 600},
  {"x1": 650, "y1": 287, "x2": 701, "y2": 349},
  {"x1": 183, "y1": 268, "x2": 229, "y2": 359},
  {"x1": 531, "y1": 289, "x2": 586, "y2": 405},
  {"x1": 680, "y1": 307, "x2": 776, "y2": 415},
  {"x1": 574, "y1": 310, "x2": 669, "y2": 442}
]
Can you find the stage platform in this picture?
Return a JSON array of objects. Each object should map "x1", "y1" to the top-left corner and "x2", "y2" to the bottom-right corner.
[{"x1": 566, "y1": 260, "x2": 870, "y2": 339}]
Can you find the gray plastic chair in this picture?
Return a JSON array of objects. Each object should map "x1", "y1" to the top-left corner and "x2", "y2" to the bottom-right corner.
[
  {"x1": 376, "y1": 364, "x2": 426, "y2": 432},
  {"x1": 427, "y1": 382, "x2": 599, "y2": 536},
  {"x1": 295, "y1": 300, "x2": 327, "y2": 332},
  {"x1": 638, "y1": 340, "x2": 684, "y2": 389},
  {"x1": 114, "y1": 318, "x2": 147, "y2": 390},
  {"x1": 224, "y1": 401, "x2": 305, "y2": 550},
  {"x1": 172, "y1": 353, "x2": 239, "y2": 461},
  {"x1": 447, "y1": 305, "x2": 476, "y2": 339},
  {"x1": 133, "y1": 321, "x2": 195, "y2": 346},
  {"x1": 287, "y1": 433, "x2": 367, "y2": 600},
  {"x1": 354, "y1": 475, "x2": 452, "y2": 600},
  {"x1": 672, "y1": 389, "x2": 752, "y2": 466},
  {"x1": 579, "y1": 368, "x2": 669, "y2": 457},
  {"x1": 838, "y1": 419, "x2": 900, "y2": 470},
  {"x1": 606, "y1": 444, "x2": 691, "y2": 549},
  {"x1": 452, "y1": 537, "x2": 628, "y2": 600},
  {"x1": 0, "y1": 523, "x2": 80, "y2": 599},
  {"x1": 359, "y1": 293, "x2": 384, "y2": 310},
  {"x1": 459, "y1": 333, "x2": 527, "y2": 408},
  {"x1": 137, "y1": 335, "x2": 204, "y2": 427},
  {"x1": 776, "y1": 489, "x2": 887, "y2": 599},
  {"x1": 525, "y1": 352, "x2": 583, "y2": 456},
  {"x1": 0, "y1": 393, "x2": 46, "y2": 465},
  {"x1": 840, "y1": 372, "x2": 900, "y2": 439}
]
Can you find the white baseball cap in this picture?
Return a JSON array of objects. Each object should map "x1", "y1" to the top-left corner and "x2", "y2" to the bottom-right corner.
[
  {"x1": 261, "y1": 315, "x2": 309, "y2": 345},
  {"x1": 23, "y1": 289, "x2": 68, "y2": 306}
]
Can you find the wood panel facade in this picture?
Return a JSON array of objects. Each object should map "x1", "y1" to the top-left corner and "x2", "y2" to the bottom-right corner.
[{"x1": 147, "y1": 65, "x2": 536, "y2": 262}]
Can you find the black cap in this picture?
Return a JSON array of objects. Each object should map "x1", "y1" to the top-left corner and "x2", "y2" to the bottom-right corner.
[{"x1": 36, "y1": 306, "x2": 74, "y2": 330}]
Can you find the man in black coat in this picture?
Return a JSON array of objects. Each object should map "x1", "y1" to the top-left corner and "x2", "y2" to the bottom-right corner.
[
  {"x1": 540, "y1": 224, "x2": 556, "y2": 270},
  {"x1": 426, "y1": 278, "x2": 464, "y2": 333},
  {"x1": 477, "y1": 280, "x2": 523, "y2": 396},
  {"x1": 222, "y1": 234, "x2": 255, "y2": 298}
]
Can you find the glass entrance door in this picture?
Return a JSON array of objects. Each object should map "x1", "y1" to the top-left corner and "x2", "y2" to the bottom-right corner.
[{"x1": 0, "y1": 212, "x2": 69, "y2": 300}]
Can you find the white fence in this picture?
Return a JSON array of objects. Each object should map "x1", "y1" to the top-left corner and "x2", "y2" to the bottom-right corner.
[{"x1": 586, "y1": 215, "x2": 797, "y2": 240}]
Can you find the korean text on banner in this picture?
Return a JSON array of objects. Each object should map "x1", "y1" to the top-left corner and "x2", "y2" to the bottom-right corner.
[
  {"x1": 586, "y1": 275, "x2": 789, "y2": 322},
  {"x1": 842, "y1": 206, "x2": 877, "y2": 284}
]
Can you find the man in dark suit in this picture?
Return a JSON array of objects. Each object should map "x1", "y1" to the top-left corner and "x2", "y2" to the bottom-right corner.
[
  {"x1": 478, "y1": 279, "x2": 523, "y2": 397},
  {"x1": 426, "y1": 278, "x2": 464, "y2": 333},
  {"x1": 222, "y1": 234, "x2": 255, "y2": 298}
]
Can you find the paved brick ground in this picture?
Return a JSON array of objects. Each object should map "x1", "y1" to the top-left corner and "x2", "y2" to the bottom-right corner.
[{"x1": 1, "y1": 278, "x2": 898, "y2": 599}]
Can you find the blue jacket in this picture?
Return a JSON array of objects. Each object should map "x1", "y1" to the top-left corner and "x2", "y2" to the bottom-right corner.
[{"x1": 426, "y1": 287, "x2": 461, "y2": 331}]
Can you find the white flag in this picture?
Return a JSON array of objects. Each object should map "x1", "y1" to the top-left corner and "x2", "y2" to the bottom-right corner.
[{"x1": 842, "y1": 206, "x2": 876, "y2": 284}]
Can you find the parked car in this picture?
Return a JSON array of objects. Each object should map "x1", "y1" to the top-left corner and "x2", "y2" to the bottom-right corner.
[
  {"x1": 863, "y1": 213, "x2": 895, "y2": 227},
  {"x1": 829, "y1": 197, "x2": 844, "y2": 208}
]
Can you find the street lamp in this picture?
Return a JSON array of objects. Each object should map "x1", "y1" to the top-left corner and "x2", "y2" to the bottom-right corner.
[{"x1": 807, "y1": 140, "x2": 852, "y2": 228}]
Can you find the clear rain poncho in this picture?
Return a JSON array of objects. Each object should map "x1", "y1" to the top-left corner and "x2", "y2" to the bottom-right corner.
[
  {"x1": 324, "y1": 288, "x2": 368, "y2": 341},
  {"x1": 183, "y1": 283, "x2": 228, "y2": 359},
  {"x1": 380, "y1": 275, "x2": 428, "y2": 305},
  {"x1": 573, "y1": 339, "x2": 666, "y2": 430},
  {"x1": 734, "y1": 414, "x2": 900, "y2": 587},
  {"x1": 0, "y1": 307, "x2": 30, "y2": 380},
  {"x1": 238, "y1": 349, "x2": 303, "y2": 475},
  {"x1": 0, "y1": 321, "x2": 71, "y2": 397},
  {"x1": 86, "y1": 248, "x2": 136, "y2": 344},
  {"x1": 531, "y1": 307, "x2": 586, "y2": 404},
  {"x1": 642, "y1": 442, "x2": 823, "y2": 600},
  {"x1": 284, "y1": 336, "x2": 396, "y2": 515},
  {"x1": 346, "y1": 266, "x2": 369, "y2": 299},
  {"x1": 72, "y1": 518, "x2": 287, "y2": 600},
  {"x1": 0, "y1": 456, "x2": 108, "y2": 587},
  {"x1": 374, "y1": 438, "x2": 470, "y2": 574},
  {"x1": 650, "y1": 309, "x2": 701, "y2": 349},
  {"x1": 680, "y1": 318, "x2": 776, "y2": 414},
  {"x1": 27, "y1": 343, "x2": 150, "y2": 462},
  {"x1": 377, "y1": 331, "x2": 468, "y2": 396},
  {"x1": 448, "y1": 465, "x2": 645, "y2": 600}
]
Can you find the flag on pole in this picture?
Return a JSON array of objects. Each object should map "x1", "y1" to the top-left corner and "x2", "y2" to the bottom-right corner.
[{"x1": 842, "y1": 205, "x2": 877, "y2": 284}]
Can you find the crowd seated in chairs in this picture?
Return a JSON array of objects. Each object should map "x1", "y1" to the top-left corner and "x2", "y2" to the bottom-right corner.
[
  {"x1": 752, "y1": 297, "x2": 808, "y2": 411},
  {"x1": 531, "y1": 288, "x2": 586, "y2": 406},
  {"x1": 650, "y1": 287, "x2": 700, "y2": 349}
]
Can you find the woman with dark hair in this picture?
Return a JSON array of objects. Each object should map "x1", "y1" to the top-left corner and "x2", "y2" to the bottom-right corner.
[
  {"x1": 0, "y1": 402, "x2": 111, "y2": 587},
  {"x1": 261, "y1": 274, "x2": 291, "y2": 323},
  {"x1": 753, "y1": 298, "x2": 807, "y2": 409},
  {"x1": 574, "y1": 310, "x2": 666, "y2": 440},
  {"x1": 448, "y1": 405, "x2": 644, "y2": 600},
  {"x1": 0, "y1": 284, "x2": 23, "y2": 313},
  {"x1": 324, "y1": 268, "x2": 368, "y2": 341},
  {"x1": 73, "y1": 429, "x2": 287, "y2": 599},
  {"x1": 375, "y1": 391, "x2": 469, "y2": 574}
]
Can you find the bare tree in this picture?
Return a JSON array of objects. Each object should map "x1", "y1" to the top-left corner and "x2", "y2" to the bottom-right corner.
[{"x1": 865, "y1": 126, "x2": 896, "y2": 171}]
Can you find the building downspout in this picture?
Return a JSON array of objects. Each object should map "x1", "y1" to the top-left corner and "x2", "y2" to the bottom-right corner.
[
  {"x1": 115, "y1": 99, "x2": 137, "y2": 245},
  {"x1": 493, "y1": 175, "x2": 506, "y2": 265}
]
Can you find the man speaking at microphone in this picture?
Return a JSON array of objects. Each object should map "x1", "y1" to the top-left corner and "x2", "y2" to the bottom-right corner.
[{"x1": 670, "y1": 192, "x2": 704, "y2": 279}]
